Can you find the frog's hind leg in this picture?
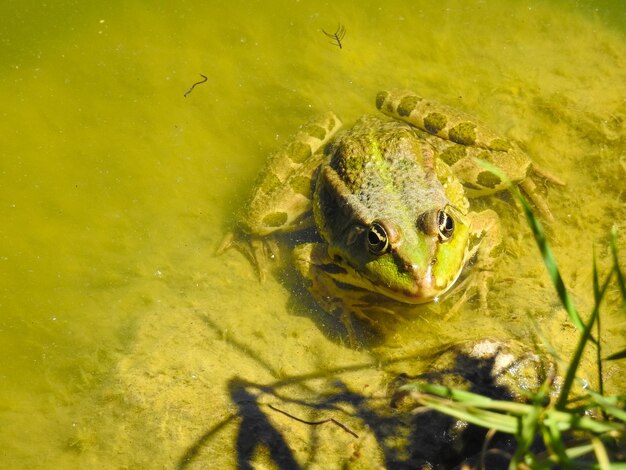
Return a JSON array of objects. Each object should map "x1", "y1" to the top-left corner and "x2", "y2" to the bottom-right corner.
[
  {"x1": 377, "y1": 89, "x2": 564, "y2": 221},
  {"x1": 375, "y1": 90, "x2": 507, "y2": 150}
]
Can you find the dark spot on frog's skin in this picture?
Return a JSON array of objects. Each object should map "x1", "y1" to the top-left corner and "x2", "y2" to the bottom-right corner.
[
  {"x1": 333, "y1": 279, "x2": 364, "y2": 292},
  {"x1": 323, "y1": 142, "x2": 334, "y2": 156},
  {"x1": 327, "y1": 116, "x2": 336, "y2": 131},
  {"x1": 424, "y1": 112, "x2": 448, "y2": 134},
  {"x1": 489, "y1": 138, "x2": 512, "y2": 152},
  {"x1": 303, "y1": 124, "x2": 327, "y2": 140},
  {"x1": 440, "y1": 146, "x2": 467, "y2": 165},
  {"x1": 320, "y1": 263, "x2": 348, "y2": 274},
  {"x1": 287, "y1": 141, "x2": 313, "y2": 163},
  {"x1": 449, "y1": 122, "x2": 477, "y2": 145},
  {"x1": 430, "y1": 257, "x2": 437, "y2": 265},
  {"x1": 476, "y1": 171, "x2": 502, "y2": 189},
  {"x1": 262, "y1": 211, "x2": 289, "y2": 227},
  {"x1": 463, "y1": 181, "x2": 482, "y2": 190},
  {"x1": 289, "y1": 175, "x2": 313, "y2": 197},
  {"x1": 397, "y1": 95, "x2": 421, "y2": 117},
  {"x1": 375, "y1": 91, "x2": 390, "y2": 110},
  {"x1": 259, "y1": 170, "x2": 282, "y2": 194}
]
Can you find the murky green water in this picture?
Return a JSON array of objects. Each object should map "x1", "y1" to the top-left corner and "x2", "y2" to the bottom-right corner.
[{"x1": 1, "y1": 1, "x2": 625, "y2": 467}]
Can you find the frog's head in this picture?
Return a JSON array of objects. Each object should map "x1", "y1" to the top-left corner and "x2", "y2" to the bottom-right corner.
[
  {"x1": 330, "y1": 206, "x2": 471, "y2": 304},
  {"x1": 356, "y1": 207, "x2": 471, "y2": 303},
  {"x1": 313, "y1": 116, "x2": 473, "y2": 305}
]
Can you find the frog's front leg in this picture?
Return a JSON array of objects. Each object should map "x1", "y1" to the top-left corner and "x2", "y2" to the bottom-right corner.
[
  {"x1": 292, "y1": 243, "x2": 398, "y2": 347},
  {"x1": 449, "y1": 209, "x2": 502, "y2": 314},
  {"x1": 218, "y1": 112, "x2": 342, "y2": 278}
]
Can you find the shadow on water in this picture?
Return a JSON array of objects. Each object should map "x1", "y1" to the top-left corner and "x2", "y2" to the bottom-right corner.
[{"x1": 176, "y1": 314, "x2": 531, "y2": 469}]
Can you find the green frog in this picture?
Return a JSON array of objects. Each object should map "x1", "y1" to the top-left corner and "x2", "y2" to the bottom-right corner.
[{"x1": 220, "y1": 90, "x2": 559, "y2": 343}]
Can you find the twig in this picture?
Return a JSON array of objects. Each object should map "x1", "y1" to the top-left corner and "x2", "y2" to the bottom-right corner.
[
  {"x1": 184, "y1": 74, "x2": 208, "y2": 97},
  {"x1": 268, "y1": 404, "x2": 359, "y2": 438}
]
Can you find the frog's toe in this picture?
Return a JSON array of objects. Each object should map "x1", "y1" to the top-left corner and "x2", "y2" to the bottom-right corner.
[
  {"x1": 518, "y1": 163, "x2": 565, "y2": 221},
  {"x1": 519, "y1": 177, "x2": 554, "y2": 221},
  {"x1": 216, "y1": 232, "x2": 278, "y2": 282},
  {"x1": 443, "y1": 268, "x2": 493, "y2": 319},
  {"x1": 216, "y1": 231, "x2": 235, "y2": 255},
  {"x1": 531, "y1": 162, "x2": 566, "y2": 187}
]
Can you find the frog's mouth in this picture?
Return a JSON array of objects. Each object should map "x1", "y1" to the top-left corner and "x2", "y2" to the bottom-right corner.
[{"x1": 368, "y1": 262, "x2": 464, "y2": 305}]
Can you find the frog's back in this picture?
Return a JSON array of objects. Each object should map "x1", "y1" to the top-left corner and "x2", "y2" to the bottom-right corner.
[{"x1": 325, "y1": 115, "x2": 449, "y2": 223}]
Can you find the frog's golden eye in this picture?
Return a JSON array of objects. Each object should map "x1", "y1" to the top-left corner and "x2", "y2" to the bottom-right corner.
[
  {"x1": 366, "y1": 221, "x2": 390, "y2": 255},
  {"x1": 437, "y1": 210, "x2": 455, "y2": 242}
]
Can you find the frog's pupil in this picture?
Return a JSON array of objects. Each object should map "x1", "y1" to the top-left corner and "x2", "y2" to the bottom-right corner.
[
  {"x1": 437, "y1": 211, "x2": 454, "y2": 241},
  {"x1": 368, "y1": 223, "x2": 388, "y2": 254}
]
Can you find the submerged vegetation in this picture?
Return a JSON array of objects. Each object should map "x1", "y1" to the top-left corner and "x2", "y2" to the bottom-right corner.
[{"x1": 399, "y1": 185, "x2": 626, "y2": 468}]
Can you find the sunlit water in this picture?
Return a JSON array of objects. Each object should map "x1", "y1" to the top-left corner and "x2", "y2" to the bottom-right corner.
[{"x1": 1, "y1": 1, "x2": 625, "y2": 467}]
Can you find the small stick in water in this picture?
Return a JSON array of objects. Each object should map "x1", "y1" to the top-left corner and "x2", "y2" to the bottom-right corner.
[
  {"x1": 268, "y1": 404, "x2": 359, "y2": 438},
  {"x1": 184, "y1": 74, "x2": 208, "y2": 97}
]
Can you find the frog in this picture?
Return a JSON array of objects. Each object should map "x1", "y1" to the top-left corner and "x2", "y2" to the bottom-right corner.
[{"x1": 219, "y1": 89, "x2": 560, "y2": 344}]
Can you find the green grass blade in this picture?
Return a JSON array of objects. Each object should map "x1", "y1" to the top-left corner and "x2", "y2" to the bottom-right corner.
[
  {"x1": 410, "y1": 394, "x2": 520, "y2": 434},
  {"x1": 516, "y1": 188, "x2": 584, "y2": 331},
  {"x1": 400, "y1": 383, "x2": 528, "y2": 412},
  {"x1": 543, "y1": 409, "x2": 623, "y2": 433},
  {"x1": 516, "y1": 401, "x2": 542, "y2": 458},
  {"x1": 593, "y1": 249, "x2": 604, "y2": 395},
  {"x1": 610, "y1": 225, "x2": 626, "y2": 313},
  {"x1": 591, "y1": 436, "x2": 611, "y2": 470},
  {"x1": 546, "y1": 418, "x2": 572, "y2": 467},
  {"x1": 556, "y1": 269, "x2": 613, "y2": 410},
  {"x1": 586, "y1": 390, "x2": 626, "y2": 422}
]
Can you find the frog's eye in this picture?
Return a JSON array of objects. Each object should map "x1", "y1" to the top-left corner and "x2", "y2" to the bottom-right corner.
[
  {"x1": 366, "y1": 221, "x2": 390, "y2": 255},
  {"x1": 437, "y1": 210, "x2": 455, "y2": 242}
]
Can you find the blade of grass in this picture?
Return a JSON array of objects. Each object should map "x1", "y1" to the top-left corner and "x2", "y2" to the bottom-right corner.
[
  {"x1": 610, "y1": 225, "x2": 625, "y2": 313},
  {"x1": 543, "y1": 409, "x2": 622, "y2": 433},
  {"x1": 401, "y1": 383, "x2": 534, "y2": 413},
  {"x1": 586, "y1": 390, "x2": 626, "y2": 421},
  {"x1": 515, "y1": 187, "x2": 584, "y2": 331},
  {"x1": 544, "y1": 417, "x2": 571, "y2": 467},
  {"x1": 556, "y1": 271, "x2": 613, "y2": 409},
  {"x1": 408, "y1": 394, "x2": 520, "y2": 433},
  {"x1": 474, "y1": 159, "x2": 584, "y2": 330},
  {"x1": 593, "y1": 249, "x2": 605, "y2": 397},
  {"x1": 405, "y1": 385, "x2": 622, "y2": 431},
  {"x1": 513, "y1": 400, "x2": 543, "y2": 463},
  {"x1": 591, "y1": 435, "x2": 611, "y2": 470}
]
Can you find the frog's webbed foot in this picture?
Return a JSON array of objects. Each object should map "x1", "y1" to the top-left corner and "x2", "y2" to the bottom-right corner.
[{"x1": 217, "y1": 231, "x2": 279, "y2": 282}]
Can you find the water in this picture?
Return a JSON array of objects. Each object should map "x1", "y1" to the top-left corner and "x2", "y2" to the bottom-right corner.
[{"x1": 1, "y1": 0, "x2": 624, "y2": 467}]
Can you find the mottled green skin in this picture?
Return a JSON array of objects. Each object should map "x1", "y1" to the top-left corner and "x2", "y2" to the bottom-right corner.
[{"x1": 312, "y1": 116, "x2": 471, "y2": 303}]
